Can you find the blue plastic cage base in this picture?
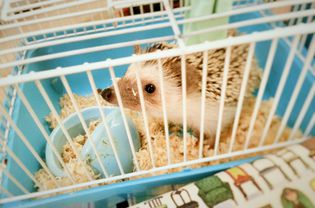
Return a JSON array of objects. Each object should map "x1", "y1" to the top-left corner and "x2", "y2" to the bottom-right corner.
[{"x1": 5, "y1": 157, "x2": 259, "y2": 208}]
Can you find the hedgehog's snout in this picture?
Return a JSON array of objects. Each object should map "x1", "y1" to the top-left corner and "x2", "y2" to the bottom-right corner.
[{"x1": 98, "y1": 87, "x2": 115, "y2": 103}]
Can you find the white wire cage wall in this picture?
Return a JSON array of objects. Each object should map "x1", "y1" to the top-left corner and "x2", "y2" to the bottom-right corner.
[{"x1": 0, "y1": 0, "x2": 314, "y2": 206}]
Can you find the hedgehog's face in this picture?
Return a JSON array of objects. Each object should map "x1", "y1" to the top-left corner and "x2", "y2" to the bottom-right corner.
[{"x1": 99, "y1": 62, "x2": 182, "y2": 118}]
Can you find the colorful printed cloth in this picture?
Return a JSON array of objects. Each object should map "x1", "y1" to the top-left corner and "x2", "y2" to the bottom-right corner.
[{"x1": 130, "y1": 139, "x2": 315, "y2": 208}]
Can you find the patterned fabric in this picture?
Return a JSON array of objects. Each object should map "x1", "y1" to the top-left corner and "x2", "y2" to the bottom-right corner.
[{"x1": 130, "y1": 139, "x2": 315, "y2": 208}]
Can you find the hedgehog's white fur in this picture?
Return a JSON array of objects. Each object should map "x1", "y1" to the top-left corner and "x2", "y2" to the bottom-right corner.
[
  {"x1": 100, "y1": 42, "x2": 261, "y2": 141},
  {"x1": 128, "y1": 63, "x2": 235, "y2": 135}
]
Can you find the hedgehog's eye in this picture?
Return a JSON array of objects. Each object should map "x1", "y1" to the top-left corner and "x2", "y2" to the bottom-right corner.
[{"x1": 144, "y1": 84, "x2": 156, "y2": 94}]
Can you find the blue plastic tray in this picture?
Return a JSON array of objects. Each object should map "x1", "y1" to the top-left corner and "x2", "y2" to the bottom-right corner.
[{"x1": 2, "y1": 11, "x2": 314, "y2": 207}]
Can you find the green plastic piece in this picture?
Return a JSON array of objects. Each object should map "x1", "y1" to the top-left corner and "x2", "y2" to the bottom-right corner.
[
  {"x1": 183, "y1": 0, "x2": 232, "y2": 45},
  {"x1": 195, "y1": 175, "x2": 224, "y2": 193},
  {"x1": 203, "y1": 185, "x2": 234, "y2": 207},
  {"x1": 198, "y1": 189, "x2": 207, "y2": 199}
]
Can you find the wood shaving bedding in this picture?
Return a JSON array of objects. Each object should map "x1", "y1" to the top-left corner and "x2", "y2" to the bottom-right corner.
[
  {"x1": 133, "y1": 98, "x2": 300, "y2": 176},
  {"x1": 35, "y1": 93, "x2": 301, "y2": 194}
]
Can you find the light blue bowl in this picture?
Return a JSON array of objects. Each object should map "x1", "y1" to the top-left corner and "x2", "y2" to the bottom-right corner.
[
  {"x1": 81, "y1": 109, "x2": 141, "y2": 176},
  {"x1": 45, "y1": 106, "x2": 140, "y2": 177}
]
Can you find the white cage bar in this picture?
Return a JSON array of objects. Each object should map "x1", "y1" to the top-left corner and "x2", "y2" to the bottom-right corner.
[{"x1": 0, "y1": 0, "x2": 314, "y2": 205}]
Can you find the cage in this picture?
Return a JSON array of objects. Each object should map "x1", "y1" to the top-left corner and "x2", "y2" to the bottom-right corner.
[{"x1": 0, "y1": 0, "x2": 314, "y2": 207}]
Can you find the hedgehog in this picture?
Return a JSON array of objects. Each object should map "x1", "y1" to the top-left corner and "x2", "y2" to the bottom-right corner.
[{"x1": 98, "y1": 42, "x2": 261, "y2": 143}]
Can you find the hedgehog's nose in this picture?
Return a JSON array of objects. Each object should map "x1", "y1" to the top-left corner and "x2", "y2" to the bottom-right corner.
[{"x1": 99, "y1": 88, "x2": 113, "y2": 101}]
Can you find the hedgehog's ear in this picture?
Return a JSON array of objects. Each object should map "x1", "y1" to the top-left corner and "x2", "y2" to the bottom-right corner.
[{"x1": 134, "y1": 45, "x2": 143, "y2": 55}]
